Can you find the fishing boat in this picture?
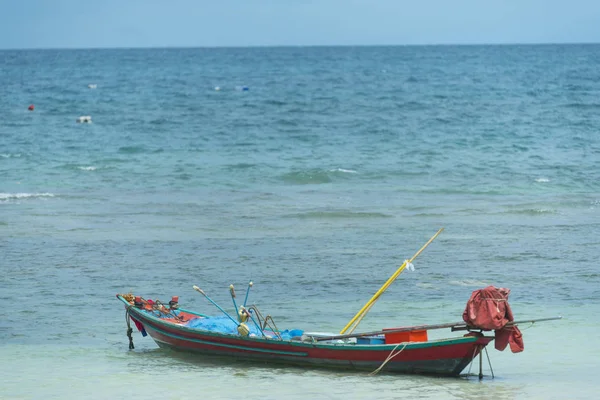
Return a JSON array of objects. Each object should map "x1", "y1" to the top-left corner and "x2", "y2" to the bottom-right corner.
[{"x1": 116, "y1": 229, "x2": 560, "y2": 377}]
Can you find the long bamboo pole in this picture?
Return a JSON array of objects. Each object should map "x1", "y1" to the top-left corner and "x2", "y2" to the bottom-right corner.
[
  {"x1": 339, "y1": 228, "x2": 444, "y2": 334},
  {"x1": 346, "y1": 302, "x2": 375, "y2": 334},
  {"x1": 319, "y1": 316, "x2": 562, "y2": 342}
]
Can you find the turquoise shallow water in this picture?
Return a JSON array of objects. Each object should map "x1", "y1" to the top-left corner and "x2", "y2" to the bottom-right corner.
[{"x1": 1, "y1": 45, "x2": 599, "y2": 399}]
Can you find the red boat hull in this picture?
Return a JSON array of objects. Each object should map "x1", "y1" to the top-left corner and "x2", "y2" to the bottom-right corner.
[{"x1": 124, "y1": 301, "x2": 493, "y2": 376}]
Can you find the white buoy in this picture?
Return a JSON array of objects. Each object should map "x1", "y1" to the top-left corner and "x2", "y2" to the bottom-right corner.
[
  {"x1": 76, "y1": 116, "x2": 92, "y2": 123},
  {"x1": 88, "y1": 84, "x2": 97, "y2": 89}
]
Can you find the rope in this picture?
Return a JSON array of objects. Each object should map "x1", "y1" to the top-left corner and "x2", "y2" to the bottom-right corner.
[
  {"x1": 466, "y1": 344, "x2": 478, "y2": 376},
  {"x1": 518, "y1": 322, "x2": 535, "y2": 331},
  {"x1": 125, "y1": 309, "x2": 134, "y2": 350},
  {"x1": 480, "y1": 297, "x2": 506, "y2": 312},
  {"x1": 370, "y1": 342, "x2": 409, "y2": 375}
]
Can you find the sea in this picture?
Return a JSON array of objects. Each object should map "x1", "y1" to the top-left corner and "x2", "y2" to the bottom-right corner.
[{"x1": 1, "y1": 45, "x2": 599, "y2": 399}]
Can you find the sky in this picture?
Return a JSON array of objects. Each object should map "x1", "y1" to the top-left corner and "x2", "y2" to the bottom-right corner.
[{"x1": 1, "y1": 0, "x2": 599, "y2": 49}]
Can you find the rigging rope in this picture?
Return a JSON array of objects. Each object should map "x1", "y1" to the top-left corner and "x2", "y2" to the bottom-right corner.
[
  {"x1": 125, "y1": 309, "x2": 134, "y2": 350},
  {"x1": 370, "y1": 342, "x2": 409, "y2": 375}
]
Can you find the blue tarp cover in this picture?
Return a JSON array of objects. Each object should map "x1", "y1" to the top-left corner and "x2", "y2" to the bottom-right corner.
[{"x1": 184, "y1": 315, "x2": 303, "y2": 339}]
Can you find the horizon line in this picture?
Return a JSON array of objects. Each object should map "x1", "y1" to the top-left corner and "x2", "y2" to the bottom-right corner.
[{"x1": 1, "y1": 41, "x2": 600, "y2": 51}]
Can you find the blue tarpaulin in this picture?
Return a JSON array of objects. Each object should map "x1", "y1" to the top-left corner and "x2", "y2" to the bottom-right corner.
[{"x1": 185, "y1": 315, "x2": 303, "y2": 339}]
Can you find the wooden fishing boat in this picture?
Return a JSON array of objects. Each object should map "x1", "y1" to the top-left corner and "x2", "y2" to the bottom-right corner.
[
  {"x1": 116, "y1": 229, "x2": 560, "y2": 377},
  {"x1": 116, "y1": 293, "x2": 496, "y2": 376}
]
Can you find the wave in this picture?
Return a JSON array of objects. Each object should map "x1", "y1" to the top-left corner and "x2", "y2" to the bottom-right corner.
[
  {"x1": 225, "y1": 163, "x2": 257, "y2": 171},
  {"x1": 175, "y1": 173, "x2": 192, "y2": 181},
  {"x1": 396, "y1": 101, "x2": 427, "y2": 111},
  {"x1": 274, "y1": 118, "x2": 300, "y2": 127},
  {"x1": 280, "y1": 168, "x2": 358, "y2": 184},
  {"x1": 1, "y1": 153, "x2": 22, "y2": 158},
  {"x1": 502, "y1": 208, "x2": 558, "y2": 215},
  {"x1": 149, "y1": 118, "x2": 170, "y2": 125},
  {"x1": 56, "y1": 164, "x2": 100, "y2": 172},
  {"x1": 417, "y1": 187, "x2": 505, "y2": 195},
  {"x1": 413, "y1": 212, "x2": 447, "y2": 217},
  {"x1": 118, "y1": 146, "x2": 147, "y2": 154},
  {"x1": 535, "y1": 178, "x2": 550, "y2": 183},
  {"x1": 289, "y1": 133, "x2": 319, "y2": 142},
  {"x1": 281, "y1": 170, "x2": 331, "y2": 184},
  {"x1": 263, "y1": 99, "x2": 287, "y2": 106},
  {"x1": 449, "y1": 279, "x2": 490, "y2": 287},
  {"x1": 563, "y1": 103, "x2": 600, "y2": 109},
  {"x1": 415, "y1": 283, "x2": 437, "y2": 290},
  {"x1": 285, "y1": 210, "x2": 393, "y2": 219},
  {"x1": 92, "y1": 157, "x2": 129, "y2": 164},
  {"x1": 329, "y1": 168, "x2": 357, "y2": 174},
  {"x1": 0, "y1": 193, "x2": 55, "y2": 201}
]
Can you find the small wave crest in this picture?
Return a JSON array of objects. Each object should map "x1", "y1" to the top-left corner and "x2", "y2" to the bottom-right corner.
[
  {"x1": 329, "y1": 168, "x2": 357, "y2": 174},
  {"x1": 508, "y1": 208, "x2": 558, "y2": 215},
  {"x1": 118, "y1": 146, "x2": 147, "y2": 154},
  {"x1": 78, "y1": 166, "x2": 97, "y2": 171},
  {"x1": 225, "y1": 163, "x2": 256, "y2": 171},
  {"x1": 416, "y1": 283, "x2": 437, "y2": 290},
  {"x1": 396, "y1": 101, "x2": 427, "y2": 111},
  {"x1": 535, "y1": 178, "x2": 550, "y2": 183},
  {"x1": 281, "y1": 170, "x2": 331, "y2": 184},
  {"x1": 285, "y1": 210, "x2": 393, "y2": 219},
  {"x1": 0, "y1": 192, "x2": 55, "y2": 201},
  {"x1": 564, "y1": 102, "x2": 600, "y2": 109},
  {"x1": 449, "y1": 279, "x2": 490, "y2": 287},
  {"x1": 263, "y1": 99, "x2": 287, "y2": 106},
  {"x1": 281, "y1": 168, "x2": 357, "y2": 184}
]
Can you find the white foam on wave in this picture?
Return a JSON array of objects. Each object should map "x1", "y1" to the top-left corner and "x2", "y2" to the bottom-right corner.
[
  {"x1": 330, "y1": 168, "x2": 358, "y2": 174},
  {"x1": 0, "y1": 192, "x2": 55, "y2": 201},
  {"x1": 416, "y1": 282, "x2": 437, "y2": 289},
  {"x1": 1, "y1": 153, "x2": 21, "y2": 158},
  {"x1": 534, "y1": 208, "x2": 555, "y2": 213},
  {"x1": 449, "y1": 279, "x2": 489, "y2": 287},
  {"x1": 78, "y1": 166, "x2": 97, "y2": 171},
  {"x1": 535, "y1": 178, "x2": 550, "y2": 183}
]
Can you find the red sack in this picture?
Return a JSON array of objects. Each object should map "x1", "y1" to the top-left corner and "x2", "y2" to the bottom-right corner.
[
  {"x1": 463, "y1": 286, "x2": 524, "y2": 353},
  {"x1": 463, "y1": 286, "x2": 512, "y2": 329}
]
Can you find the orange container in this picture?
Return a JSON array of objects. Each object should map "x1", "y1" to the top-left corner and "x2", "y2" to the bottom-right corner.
[{"x1": 383, "y1": 329, "x2": 428, "y2": 344}]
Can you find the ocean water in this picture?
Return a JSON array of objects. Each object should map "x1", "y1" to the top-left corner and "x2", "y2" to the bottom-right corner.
[{"x1": 1, "y1": 45, "x2": 599, "y2": 399}]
